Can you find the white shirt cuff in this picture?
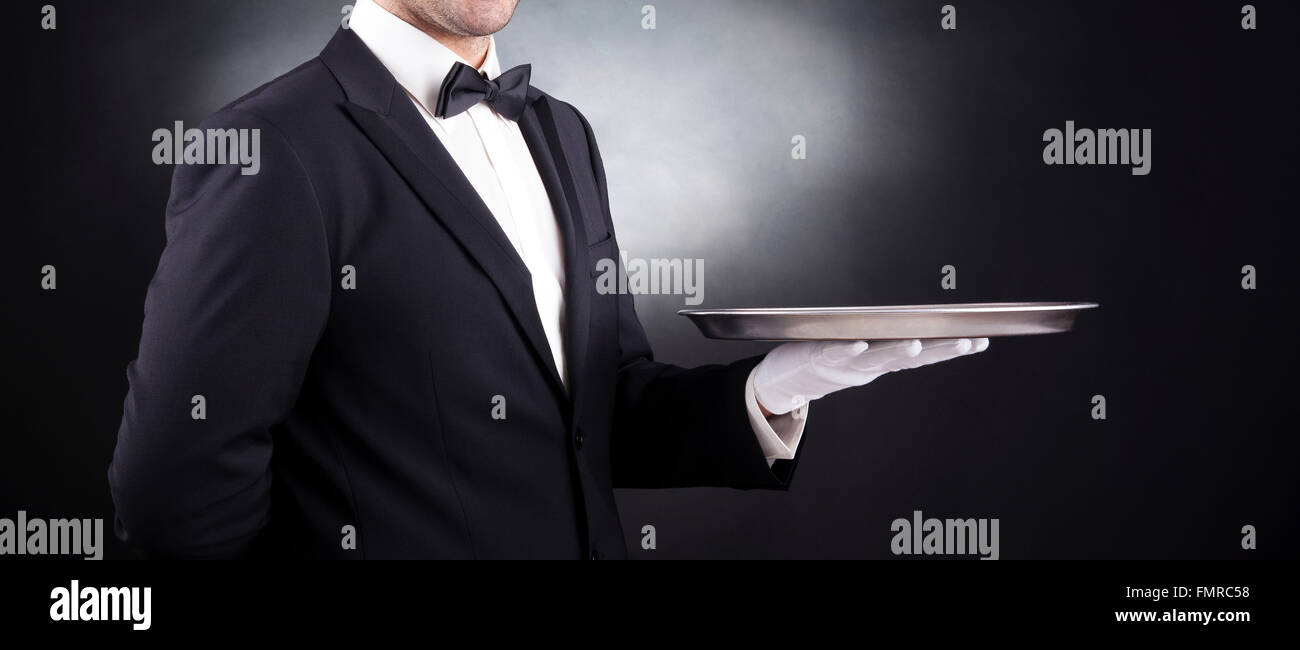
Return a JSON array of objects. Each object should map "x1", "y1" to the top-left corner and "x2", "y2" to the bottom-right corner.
[{"x1": 744, "y1": 366, "x2": 808, "y2": 467}]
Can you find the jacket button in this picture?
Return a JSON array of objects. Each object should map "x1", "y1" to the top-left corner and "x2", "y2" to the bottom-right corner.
[{"x1": 574, "y1": 429, "x2": 584, "y2": 450}]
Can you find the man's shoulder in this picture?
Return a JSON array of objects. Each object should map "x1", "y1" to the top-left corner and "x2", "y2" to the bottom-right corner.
[
  {"x1": 528, "y1": 87, "x2": 596, "y2": 142},
  {"x1": 196, "y1": 57, "x2": 344, "y2": 138}
]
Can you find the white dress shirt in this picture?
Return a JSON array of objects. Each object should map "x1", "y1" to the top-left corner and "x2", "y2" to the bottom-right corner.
[{"x1": 348, "y1": 0, "x2": 805, "y2": 464}]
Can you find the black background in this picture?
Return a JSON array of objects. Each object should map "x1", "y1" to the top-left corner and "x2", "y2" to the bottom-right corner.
[{"x1": 6, "y1": 0, "x2": 1298, "y2": 559}]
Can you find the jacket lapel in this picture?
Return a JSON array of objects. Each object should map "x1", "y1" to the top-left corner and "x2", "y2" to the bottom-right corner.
[
  {"x1": 517, "y1": 93, "x2": 592, "y2": 419},
  {"x1": 320, "y1": 29, "x2": 566, "y2": 399}
]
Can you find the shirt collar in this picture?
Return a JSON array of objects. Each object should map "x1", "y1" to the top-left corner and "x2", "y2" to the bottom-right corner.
[{"x1": 348, "y1": 0, "x2": 503, "y2": 117}]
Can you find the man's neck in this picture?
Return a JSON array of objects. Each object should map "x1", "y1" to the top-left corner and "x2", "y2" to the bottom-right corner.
[
  {"x1": 426, "y1": 32, "x2": 491, "y2": 69},
  {"x1": 374, "y1": 1, "x2": 490, "y2": 68}
]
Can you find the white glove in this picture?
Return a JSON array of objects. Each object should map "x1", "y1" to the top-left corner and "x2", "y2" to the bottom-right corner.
[{"x1": 753, "y1": 338, "x2": 990, "y2": 415}]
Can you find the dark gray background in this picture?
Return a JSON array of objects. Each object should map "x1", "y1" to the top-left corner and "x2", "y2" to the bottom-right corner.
[{"x1": 8, "y1": 0, "x2": 1297, "y2": 559}]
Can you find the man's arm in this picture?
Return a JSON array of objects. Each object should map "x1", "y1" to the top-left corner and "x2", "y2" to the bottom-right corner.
[
  {"x1": 569, "y1": 108, "x2": 796, "y2": 490},
  {"x1": 109, "y1": 109, "x2": 331, "y2": 558}
]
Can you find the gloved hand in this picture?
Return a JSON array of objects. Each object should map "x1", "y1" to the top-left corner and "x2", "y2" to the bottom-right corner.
[{"x1": 753, "y1": 338, "x2": 990, "y2": 415}]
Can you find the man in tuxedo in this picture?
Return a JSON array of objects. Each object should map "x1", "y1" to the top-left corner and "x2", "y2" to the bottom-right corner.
[{"x1": 109, "y1": 0, "x2": 987, "y2": 559}]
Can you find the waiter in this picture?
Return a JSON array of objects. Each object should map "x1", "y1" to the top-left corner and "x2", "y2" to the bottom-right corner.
[{"x1": 109, "y1": 0, "x2": 987, "y2": 559}]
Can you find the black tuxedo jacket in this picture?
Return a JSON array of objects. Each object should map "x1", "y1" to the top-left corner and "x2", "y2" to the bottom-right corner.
[{"x1": 110, "y1": 29, "x2": 800, "y2": 559}]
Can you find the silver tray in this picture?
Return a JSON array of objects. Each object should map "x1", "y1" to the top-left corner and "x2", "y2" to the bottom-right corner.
[{"x1": 679, "y1": 302, "x2": 1099, "y2": 341}]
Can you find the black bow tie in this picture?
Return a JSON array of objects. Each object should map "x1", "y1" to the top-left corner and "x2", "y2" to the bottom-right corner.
[{"x1": 434, "y1": 61, "x2": 531, "y2": 121}]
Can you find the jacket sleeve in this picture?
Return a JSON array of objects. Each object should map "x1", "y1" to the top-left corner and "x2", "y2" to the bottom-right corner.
[
  {"x1": 108, "y1": 108, "x2": 331, "y2": 558},
  {"x1": 569, "y1": 107, "x2": 802, "y2": 490}
]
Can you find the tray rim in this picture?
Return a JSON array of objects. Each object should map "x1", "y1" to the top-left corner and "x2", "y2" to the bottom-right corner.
[{"x1": 678, "y1": 301, "x2": 1100, "y2": 317}]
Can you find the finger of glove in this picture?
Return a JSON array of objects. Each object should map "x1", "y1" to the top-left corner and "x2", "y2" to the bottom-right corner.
[
  {"x1": 846, "y1": 339, "x2": 923, "y2": 372},
  {"x1": 817, "y1": 341, "x2": 870, "y2": 366},
  {"x1": 884, "y1": 338, "x2": 972, "y2": 371},
  {"x1": 807, "y1": 362, "x2": 884, "y2": 388}
]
